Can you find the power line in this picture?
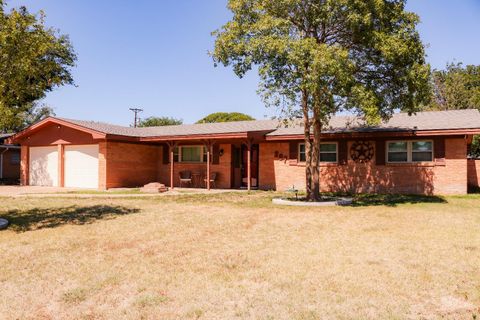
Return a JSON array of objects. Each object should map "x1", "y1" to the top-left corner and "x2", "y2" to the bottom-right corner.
[{"x1": 129, "y1": 108, "x2": 143, "y2": 128}]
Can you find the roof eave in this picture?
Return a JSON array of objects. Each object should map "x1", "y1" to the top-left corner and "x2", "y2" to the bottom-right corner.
[
  {"x1": 265, "y1": 128, "x2": 480, "y2": 141},
  {"x1": 8, "y1": 117, "x2": 108, "y2": 144},
  {"x1": 139, "y1": 132, "x2": 250, "y2": 142}
]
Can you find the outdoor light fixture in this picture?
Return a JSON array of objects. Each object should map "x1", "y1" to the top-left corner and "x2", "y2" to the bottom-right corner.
[{"x1": 219, "y1": 149, "x2": 224, "y2": 157}]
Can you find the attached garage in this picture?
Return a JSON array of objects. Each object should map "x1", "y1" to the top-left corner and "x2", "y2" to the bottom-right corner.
[
  {"x1": 64, "y1": 144, "x2": 99, "y2": 189},
  {"x1": 29, "y1": 146, "x2": 59, "y2": 187}
]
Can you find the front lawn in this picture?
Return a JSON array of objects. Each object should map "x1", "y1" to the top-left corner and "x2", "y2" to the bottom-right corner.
[{"x1": 0, "y1": 192, "x2": 478, "y2": 319}]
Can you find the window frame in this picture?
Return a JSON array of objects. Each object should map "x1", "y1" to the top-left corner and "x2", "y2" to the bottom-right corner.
[
  {"x1": 179, "y1": 145, "x2": 205, "y2": 163},
  {"x1": 297, "y1": 142, "x2": 338, "y2": 164},
  {"x1": 319, "y1": 142, "x2": 338, "y2": 163},
  {"x1": 298, "y1": 143, "x2": 306, "y2": 162},
  {"x1": 386, "y1": 140, "x2": 434, "y2": 163}
]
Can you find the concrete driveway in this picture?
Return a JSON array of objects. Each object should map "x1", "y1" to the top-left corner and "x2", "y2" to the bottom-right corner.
[{"x1": 0, "y1": 186, "x2": 82, "y2": 197}]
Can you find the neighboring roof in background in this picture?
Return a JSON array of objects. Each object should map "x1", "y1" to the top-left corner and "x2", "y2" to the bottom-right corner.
[{"x1": 0, "y1": 133, "x2": 14, "y2": 144}]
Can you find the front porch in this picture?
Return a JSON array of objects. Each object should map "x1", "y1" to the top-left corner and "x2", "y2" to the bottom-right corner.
[{"x1": 156, "y1": 139, "x2": 260, "y2": 191}]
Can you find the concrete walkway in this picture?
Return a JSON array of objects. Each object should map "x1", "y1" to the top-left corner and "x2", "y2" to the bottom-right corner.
[{"x1": 0, "y1": 186, "x2": 246, "y2": 198}]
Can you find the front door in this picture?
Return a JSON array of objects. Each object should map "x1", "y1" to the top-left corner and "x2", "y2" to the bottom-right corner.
[{"x1": 241, "y1": 144, "x2": 259, "y2": 188}]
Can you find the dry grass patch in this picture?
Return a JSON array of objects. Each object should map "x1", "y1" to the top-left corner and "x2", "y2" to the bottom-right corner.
[{"x1": 0, "y1": 192, "x2": 478, "y2": 319}]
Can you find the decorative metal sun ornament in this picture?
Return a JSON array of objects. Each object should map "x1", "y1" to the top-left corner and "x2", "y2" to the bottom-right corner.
[{"x1": 350, "y1": 141, "x2": 374, "y2": 163}]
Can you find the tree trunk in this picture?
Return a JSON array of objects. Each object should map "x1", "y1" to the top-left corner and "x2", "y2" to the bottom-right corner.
[
  {"x1": 302, "y1": 90, "x2": 314, "y2": 201},
  {"x1": 302, "y1": 90, "x2": 323, "y2": 202},
  {"x1": 311, "y1": 107, "x2": 322, "y2": 201}
]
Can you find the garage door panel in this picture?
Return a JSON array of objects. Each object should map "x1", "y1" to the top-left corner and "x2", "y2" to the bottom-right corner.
[
  {"x1": 29, "y1": 146, "x2": 58, "y2": 187},
  {"x1": 65, "y1": 145, "x2": 99, "y2": 189}
]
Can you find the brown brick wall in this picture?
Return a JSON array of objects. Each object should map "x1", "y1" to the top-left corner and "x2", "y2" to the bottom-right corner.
[
  {"x1": 259, "y1": 138, "x2": 468, "y2": 195},
  {"x1": 103, "y1": 141, "x2": 160, "y2": 189},
  {"x1": 158, "y1": 144, "x2": 232, "y2": 189},
  {"x1": 467, "y1": 159, "x2": 480, "y2": 189}
]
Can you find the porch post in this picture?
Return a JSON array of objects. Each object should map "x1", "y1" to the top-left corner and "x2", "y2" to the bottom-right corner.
[
  {"x1": 247, "y1": 144, "x2": 251, "y2": 191},
  {"x1": 206, "y1": 146, "x2": 211, "y2": 191},
  {"x1": 168, "y1": 142, "x2": 176, "y2": 190}
]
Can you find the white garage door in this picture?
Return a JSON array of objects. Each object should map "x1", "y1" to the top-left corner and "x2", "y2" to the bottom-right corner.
[
  {"x1": 65, "y1": 145, "x2": 99, "y2": 189},
  {"x1": 29, "y1": 146, "x2": 59, "y2": 187}
]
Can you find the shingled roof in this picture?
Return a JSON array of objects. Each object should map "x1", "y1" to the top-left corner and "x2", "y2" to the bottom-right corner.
[
  {"x1": 268, "y1": 109, "x2": 480, "y2": 136},
  {"x1": 0, "y1": 133, "x2": 14, "y2": 144},
  {"x1": 58, "y1": 118, "x2": 280, "y2": 137},
  {"x1": 49, "y1": 109, "x2": 480, "y2": 139}
]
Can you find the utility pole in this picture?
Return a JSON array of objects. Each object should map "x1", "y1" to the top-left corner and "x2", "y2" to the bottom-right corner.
[{"x1": 129, "y1": 108, "x2": 143, "y2": 127}]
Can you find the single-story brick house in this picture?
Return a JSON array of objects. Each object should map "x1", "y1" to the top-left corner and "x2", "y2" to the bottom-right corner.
[
  {"x1": 8, "y1": 109, "x2": 480, "y2": 194},
  {"x1": 0, "y1": 133, "x2": 20, "y2": 184}
]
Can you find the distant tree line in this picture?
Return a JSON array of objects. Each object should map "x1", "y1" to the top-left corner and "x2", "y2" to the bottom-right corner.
[
  {"x1": 137, "y1": 112, "x2": 255, "y2": 127},
  {"x1": 426, "y1": 63, "x2": 480, "y2": 157}
]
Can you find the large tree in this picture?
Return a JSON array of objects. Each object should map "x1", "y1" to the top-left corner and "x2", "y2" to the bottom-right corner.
[
  {"x1": 196, "y1": 112, "x2": 254, "y2": 123},
  {"x1": 137, "y1": 116, "x2": 183, "y2": 127},
  {"x1": 0, "y1": 2, "x2": 76, "y2": 132},
  {"x1": 430, "y1": 63, "x2": 480, "y2": 111},
  {"x1": 212, "y1": 0, "x2": 431, "y2": 201}
]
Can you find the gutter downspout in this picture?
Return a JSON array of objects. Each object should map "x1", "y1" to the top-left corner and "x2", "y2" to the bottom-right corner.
[{"x1": 0, "y1": 147, "x2": 9, "y2": 180}]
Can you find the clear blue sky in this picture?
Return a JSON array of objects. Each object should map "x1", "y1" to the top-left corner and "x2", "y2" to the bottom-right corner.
[{"x1": 6, "y1": 0, "x2": 480, "y2": 126}]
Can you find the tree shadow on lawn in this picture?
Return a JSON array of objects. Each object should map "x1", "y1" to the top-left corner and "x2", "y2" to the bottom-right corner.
[
  {"x1": 3, "y1": 205, "x2": 140, "y2": 232},
  {"x1": 350, "y1": 193, "x2": 447, "y2": 207}
]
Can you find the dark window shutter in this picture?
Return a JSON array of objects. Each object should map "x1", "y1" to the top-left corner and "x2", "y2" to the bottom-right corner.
[
  {"x1": 434, "y1": 138, "x2": 445, "y2": 159},
  {"x1": 162, "y1": 144, "x2": 170, "y2": 164},
  {"x1": 376, "y1": 139, "x2": 386, "y2": 165},
  {"x1": 289, "y1": 141, "x2": 298, "y2": 160},
  {"x1": 212, "y1": 144, "x2": 220, "y2": 164},
  {"x1": 338, "y1": 140, "x2": 348, "y2": 165}
]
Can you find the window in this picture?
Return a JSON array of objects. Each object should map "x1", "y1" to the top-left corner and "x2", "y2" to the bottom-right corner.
[
  {"x1": 298, "y1": 142, "x2": 337, "y2": 163},
  {"x1": 180, "y1": 146, "x2": 204, "y2": 163},
  {"x1": 387, "y1": 140, "x2": 433, "y2": 163},
  {"x1": 10, "y1": 152, "x2": 20, "y2": 165},
  {"x1": 412, "y1": 141, "x2": 433, "y2": 162},
  {"x1": 320, "y1": 143, "x2": 337, "y2": 163},
  {"x1": 298, "y1": 143, "x2": 306, "y2": 162},
  {"x1": 387, "y1": 142, "x2": 408, "y2": 162}
]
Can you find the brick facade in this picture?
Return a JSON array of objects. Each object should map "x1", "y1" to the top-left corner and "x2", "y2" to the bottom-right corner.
[
  {"x1": 467, "y1": 159, "x2": 480, "y2": 189},
  {"x1": 100, "y1": 141, "x2": 160, "y2": 189},
  {"x1": 97, "y1": 142, "x2": 234, "y2": 189},
  {"x1": 259, "y1": 137, "x2": 468, "y2": 195},
  {"x1": 14, "y1": 121, "x2": 473, "y2": 194}
]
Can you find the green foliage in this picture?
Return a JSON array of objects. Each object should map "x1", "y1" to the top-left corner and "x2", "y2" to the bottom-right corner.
[
  {"x1": 0, "y1": 2, "x2": 76, "y2": 132},
  {"x1": 137, "y1": 116, "x2": 183, "y2": 127},
  {"x1": 430, "y1": 63, "x2": 480, "y2": 111},
  {"x1": 212, "y1": 0, "x2": 431, "y2": 200},
  {"x1": 470, "y1": 135, "x2": 480, "y2": 159},
  {"x1": 427, "y1": 63, "x2": 480, "y2": 158},
  {"x1": 212, "y1": 0, "x2": 431, "y2": 124},
  {"x1": 196, "y1": 112, "x2": 254, "y2": 123}
]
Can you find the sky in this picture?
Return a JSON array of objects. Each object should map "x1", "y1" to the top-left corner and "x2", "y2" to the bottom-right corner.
[{"x1": 6, "y1": 0, "x2": 480, "y2": 126}]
